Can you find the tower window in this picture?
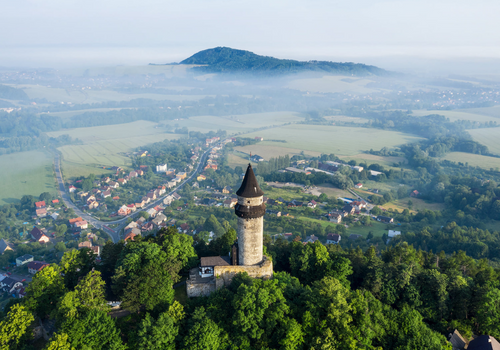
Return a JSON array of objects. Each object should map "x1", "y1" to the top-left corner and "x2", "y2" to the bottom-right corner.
[{"x1": 247, "y1": 201, "x2": 250, "y2": 204}]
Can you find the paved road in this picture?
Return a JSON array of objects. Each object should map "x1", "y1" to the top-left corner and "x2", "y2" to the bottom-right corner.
[{"x1": 52, "y1": 145, "x2": 213, "y2": 242}]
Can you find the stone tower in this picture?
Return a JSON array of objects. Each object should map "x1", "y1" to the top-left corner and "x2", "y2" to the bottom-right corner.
[{"x1": 234, "y1": 164, "x2": 266, "y2": 266}]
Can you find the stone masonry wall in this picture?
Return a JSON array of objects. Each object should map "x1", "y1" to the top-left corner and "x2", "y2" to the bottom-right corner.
[
  {"x1": 237, "y1": 194, "x2": 264, "y2": 266},
  {"x1": 186, "y1": 279, "x2": 216, "y2": 297},
  {"x1": 215, "y1": 257, "x2": 273, "y2": 289}
]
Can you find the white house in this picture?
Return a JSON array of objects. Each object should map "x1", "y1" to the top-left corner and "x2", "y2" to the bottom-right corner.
[
  {"x1": 387, "y1": 230, "x2": 401, "y2": 243},
  {"x1": 156, "y1": 164, "x2": 168, "y2": 173}
]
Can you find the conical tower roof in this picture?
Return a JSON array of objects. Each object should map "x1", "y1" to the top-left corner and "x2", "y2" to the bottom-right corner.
[{"x1": 236, "y1": 164, "x2": 264, "y2": 198}]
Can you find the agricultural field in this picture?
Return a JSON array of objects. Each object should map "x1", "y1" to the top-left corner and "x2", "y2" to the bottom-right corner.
[
  {"x1": 0, "y1": 150, "x2": 57, "y2": 205},
  {"x1": 344, "y1": 221, "x2": 389, "y2": 238},
  {"x1": 468, "y1": 127, "x2": 500, "y2": 155},
  {"x1": 13, "y1": 84, "x2": 209, "y2": 104},
  {"x1": 47, "y1": 121, "x2": 182, "y2": 179},
  {"x1": 315, "y1": 184, "x2": 352, "y2": 199},
  {"x1": 457, "y1": 105, "x2": 500, "y2": 118},
  {"x1": 161, "y1": 111, "x2": 303, "y2": 134},
  {"x1": 439, "y1": 152, "x2": 500, "y2": 170},
  {"x1": 411, "y1": 109, "x2": 499, "y2": 123},
  {"x1": 238, "y1": 124, "x2": 423, "y2": 157},
  {"x1": 381, "y1": 198, "x2": 446, "y2": 213},
  {"x1": 287, "y1": 75, "x2": 379, "y2": 94},
  {"x1": 323, "y1": 115, "x2": 370, "y2": 124}
]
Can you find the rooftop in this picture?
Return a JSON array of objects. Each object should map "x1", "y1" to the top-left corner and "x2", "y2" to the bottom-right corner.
[{"x1": 236, "y1": 164, "x2": 264, "y2": 198}]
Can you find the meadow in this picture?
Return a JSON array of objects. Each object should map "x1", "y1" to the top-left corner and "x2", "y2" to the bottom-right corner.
[
  {"x1": 47, "y1": 121, "x2": 182, "y2": 179},
  {"x1": 0, "y1": 150, "x2": 57, "y2": 205},
  {"x1": 468, "y1": 127, "x2": 500, "y2": 155},
  {"x1": 381, "y1": 198, "x2": 446, "y2": 213},
  {"x1": 237, "y1": 124, "x2": 423, "y2": 157},
  {"x1": 160, "y1": 111, "x2": 303, "y2": 134},
  {"x1": 439, "y1": 152, "x2": 500, "y2": 170}
]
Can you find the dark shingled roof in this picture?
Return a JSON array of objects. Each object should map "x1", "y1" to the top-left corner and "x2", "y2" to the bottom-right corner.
[
  {"x1": 468, "y1": 335, "x2": 500, "y2": 350},
  {"x1": 200, "y1": 256, "x2": 231, "y2": 267},
  {"x1": 236, "y1": 164, "x2": 264, "y2": 198}
]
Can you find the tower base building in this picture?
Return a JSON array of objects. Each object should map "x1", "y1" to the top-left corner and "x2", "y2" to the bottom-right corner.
[{"x1": 187, "y1": 164, "x2": 273, "y2": 297}]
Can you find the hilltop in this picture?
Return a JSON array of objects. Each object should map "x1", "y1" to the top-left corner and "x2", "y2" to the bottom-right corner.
[{"x1": 179, "y1": 47, "x2": 390, "y2": 76}]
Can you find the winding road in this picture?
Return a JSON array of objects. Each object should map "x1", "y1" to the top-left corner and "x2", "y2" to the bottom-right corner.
[{"x1": 53, "y1": 145, "x2": 213, "y2": 242}]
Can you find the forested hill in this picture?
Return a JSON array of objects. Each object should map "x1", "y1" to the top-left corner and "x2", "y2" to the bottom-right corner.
[{"x1": 179, "y1": 47, "x2": 390, "y2": 76}]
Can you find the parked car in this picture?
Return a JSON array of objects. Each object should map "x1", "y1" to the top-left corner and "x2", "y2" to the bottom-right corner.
[{"x1": 21, "y1": 279, "x2": 26, "y2": 282}]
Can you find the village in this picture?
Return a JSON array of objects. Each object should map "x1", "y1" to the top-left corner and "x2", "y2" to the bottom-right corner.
[{"x1": 0, "y1": 134, "x2": 405, "y2": 304}]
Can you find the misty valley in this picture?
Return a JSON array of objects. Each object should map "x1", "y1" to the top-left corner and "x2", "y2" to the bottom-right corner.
[{"x1": 1, "y1": 47, "x2": 500, "y2": 349}]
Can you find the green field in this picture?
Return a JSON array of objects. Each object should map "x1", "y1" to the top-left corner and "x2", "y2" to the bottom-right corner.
[
  {"x1": 412, "y1": 109, "x2": 500, "y2": 123},
  {"x1": 39, "y1": 108, "x2": 130, "y2": 119},
  {"x1": 468, "y1": 127, "x2": 500, "y2": 155},
  {"x1": 439, "y1": 152, "x2": 500, "y2": 170},
  {"x1": 345, "y1": 221, "x2": 389, "y2": 238},
  {"x1": 381, "y1": 198, "x2": 446, "y2": 213},
  {"x1": 47, "y1": 121, "x2": 183, "y2": 179},
  {"x1": 0, "y1": 150, "x2": 57, "y2": 204},
  {"x1": 160, "y1": 111, "x2": 303, "y2": 134},
  {"x1": 287, "y1": 75, "x2": 379, "y2": 94},
  {"x1": 14, "y1": 84, "x2": 209, "y2": 104},
  {"x1": 238, "y1": 125, "x2": 423, "y2": 156}
]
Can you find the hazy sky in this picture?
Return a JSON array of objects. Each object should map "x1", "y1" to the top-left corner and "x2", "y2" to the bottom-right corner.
[{"x1": 2, "y1": 0, "x2": 499, "y2": 69}]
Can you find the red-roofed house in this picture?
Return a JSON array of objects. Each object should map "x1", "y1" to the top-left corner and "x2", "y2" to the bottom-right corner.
[
  {"x1": 74, "y1": 220, "x2": 88, "y2": 229},
  {"x1": 117, "y1": 178, "x2": 127, "y2": 185},
  {"x1": 354, "y1": 183, "x2": 363, "y2": 189},
  {"x1": 27, "y1": 261, "x2": 50, "y2": 274},
  {"x1": 36, "y1": 208, "x2": 47, "y2": 218},
  {"x1": 308, "y1": 200, "x2": 318, "y2": 208},
  {"x1": 69, "y1": 217, "x2": 84, "y2": 226},
  {"x1": 126, "y1": 204, "x2": 137, "y2": 212},
  {"x1": 78, "y1": 241, "x2": 92, "y2": 249},
  {"x1": 68, "y1": 185, "x2": 77, "y2": 193},
  {"x1": 113, "y1": 196, "x2": 120, "y2": 201},
  {"x1": 52, "y1": 199, "x2": 59, "y2": 204},
  {"x1": 35, "y1": 201, "x2": 45, "y2": 208},
  {"x1": 410, "y1": 190, "x2": 420, "y2": 197}
]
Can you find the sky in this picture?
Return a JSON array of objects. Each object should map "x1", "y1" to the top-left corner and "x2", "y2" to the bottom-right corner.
[{"x1": 1, "y1": 0, "x2": 499, "y2": 72}]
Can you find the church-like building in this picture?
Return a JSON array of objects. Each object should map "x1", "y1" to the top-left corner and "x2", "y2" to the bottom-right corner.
[{"x1": 186, "y1": 164, "x2": 273, "y2": 297}]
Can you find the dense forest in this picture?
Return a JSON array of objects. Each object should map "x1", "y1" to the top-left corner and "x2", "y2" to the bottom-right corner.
[
  {"x1": 178, "y1": 47, "x2": 390, "y2": 76},
  {"x1": 3, "y1": 226, "x2": 500, "y2": 349}
]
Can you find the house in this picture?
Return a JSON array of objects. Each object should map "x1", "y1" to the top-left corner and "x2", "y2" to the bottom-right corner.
[
  {"x1": 326, "y1": 234, "x2": 341, "y2": 244},
  {"x1": 126, "y1": 204, "x2": 137, "y2": 212},
  {"x1": 172, "y1": 192, "x2": 181, "y2": 200},
  {"x1": 152, "y1": 214, "x2": 167, "y2": 226},
  {"x1": 328, "y1": 212, "x2": 342, "y2": 223},
  {"x1": 0, "y1": 239, "x2": 14, "y2": 254},
  {"x1": 466, "y1": 335, "x2": 500, "y2": 350},
  {"x1": 146, "y1": 208, "x2": 158, "y2": 218},
  {"x1": 304, "y1": 235, "x2": 319, "y2": 244},
  {"x1": 410, "y1": 190, "x2": 420, "y2": 197},
  {"x1": 117, "y1": 178, "x2": 127, "y2": 185},
  {"x1": 52, "y1": 199, "x2": 59, "y2": 204},
  {"x1": 137, "y1": 170, "x2": 144, "y2": 176},
  {"x1": 308, "y1": 200, "x2": 318, "y2": 208},
  {"x1": 118, "y1": 206, "x2": 131, "y2": 216},
  {"x1": 77, "y1": 191, "x2": 88, "y2": 198},
  {"x1": 103, "y1": 176, "x2": 111, "y2": 183},
  {"x1": 36, "y1": 208, "x2": 47, "y2": 217},
  {"x1": 141, "y1": 222, "x2": 154, "y2": 232},
  {"x1": 91, "y1": 246, "x2": 101, "y2": 257},
  {"x1": 350, "y1": 201, "x2": 367, "y2": 211},
  {"x1": 135, "y1": 200, "x2": 145, "y2": 208},
  {"x1": 163, "y1": 195, "x2": 174, "y2": 206},
  {"x1": 222, "y1": 186, "x2": 232, "y2": 194},
  {"x1": 101, "y1": 190, "x2": 111, "y2": 198},
  {"x1": 387, "y1": 230, "x2": 401, "y2": 243},
  {"x1": 1, "y1": 277, "x2": 23, "y2": 293},
  {"x1": 202, "y1": 198, "x2": 217, "y2": 206},
  {"x1": 142, "y1": 196, "x2": 151, "y2": 204},
  {"x1": 86, "y1": 195, "x2": 96, "y2": 204},
  {"x1": 223, "y1": 199, "x2": 237, "y2": 208},
  {"x1": 266, "y1": 210, "x2": 281, "y2": 217},
  {"x1": 197, "y1": 174, "x2": 206, "y2": 181},
  {"x1": 68, "y1": 185, "x2": 77, "y2": 193},
  {"x1": 156, "y1": 164, "x2": 168, "y2": 172},
  {"x1": 69, "y1": 217, "x2": 84, "y2": 227},
  {"x1": 199, "y1": 256, "x2": 231, "y2": 277},
  {"x1": 74, "y1": 220, "x2": 88, "y2": 229},
  {"x1": 354, "y1": 183, "x2": 363, "y2": 189},
  {"x1": 27, "y1": 261, "x2": 49, "y2": 274},
  {"x1": 255, "y1": 136, "x2": 264, "y2": 141},
  {"x1": 35, "y1": 201, "x2": 46, "y2": 209},
  {"x1": 178, "y1": 223, "x2": 190, "y2": 233},
  {"x1": 129, "y1": 171, "x2": 138, "y2": 178},
  {"x1": 16, "y1": 254, "x2": 34, "y2": 266},
  {"x1": 30, "y1": 227, "x2": 50, "y2": 243},
  {"x1": 109, "y1": 181, "x2": 119, "y2": 189},
  {"x1": 113, "y1": 196, "x2": 120, "y2": 201},
  {"x1": 147, "y1": 192, "x2": 157, "y2": 201},
  {"x1": 78, "y1": 241, "x2": 92, "y2": 249},
  {"x1": 377, "y1": 216, "x2": 394, "y2": 224},
  {"x1": 251, "y1": 154, "x2": 264, "y2": 162},
  {"x1": 343, "y1": 205, "x2": 355, "y2": 215},
  {"x1": 154, "y1": 205, "x2": 163, "y2": 212}
]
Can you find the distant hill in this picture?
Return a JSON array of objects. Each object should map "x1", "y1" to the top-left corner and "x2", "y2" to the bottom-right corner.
[{"x1": 179, "y1": 47, "x2": 389, "y2": 76}]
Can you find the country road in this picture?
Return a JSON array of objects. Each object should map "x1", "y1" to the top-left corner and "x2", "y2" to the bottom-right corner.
[{"x1": 52, "y1": 145, "x2": 213, "y2": 243}]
